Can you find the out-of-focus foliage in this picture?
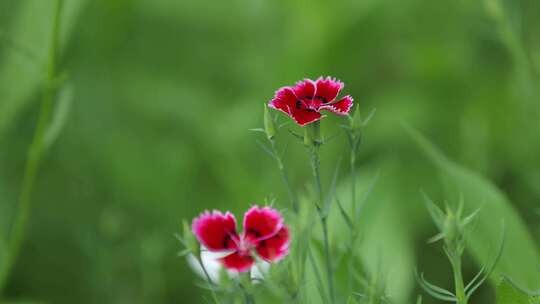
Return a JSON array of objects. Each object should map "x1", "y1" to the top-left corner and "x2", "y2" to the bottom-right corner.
[
  {"x1": 407, "y1": 126, "x2": 540, "y2": 289},
  {"x1": 0, "y1": 0, "x2": 539, "y2": 303},
  {"x1": 496, "y1": 278, "x2": 540, "y2": 304}
]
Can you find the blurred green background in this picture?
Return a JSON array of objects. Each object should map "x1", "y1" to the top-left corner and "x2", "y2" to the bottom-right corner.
[{"x1": 1, "y1": 0, "x2": 539, "y2": 303}]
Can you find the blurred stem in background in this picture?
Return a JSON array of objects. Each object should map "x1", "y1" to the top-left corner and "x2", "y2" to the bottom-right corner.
[
  {"x1": 304, "y1": 121, "x2": 335, "y2": 304},
  {"x1": 484, "y1": 0, "x2": 540, "y2": 136},
  {"x1": 484, "y1": 0, "x2": 535, "y2": 89},
  {"x1": 0, "y1": 0, "x2": 64, "y2": 293}
]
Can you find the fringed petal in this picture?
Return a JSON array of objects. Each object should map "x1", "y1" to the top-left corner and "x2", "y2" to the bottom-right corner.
[
  {"x1": 192, "y1": 211, "x2": 238, "y2": 251},
  {"x1": 243, "y1": 206, "x2": 283, "y2": 243},
  {"x1": 256, "y1": 226, "x2": 290, "y2": 262},
  {"x1": 320, "y1": 95, "x2": 353, "y2": 115}
]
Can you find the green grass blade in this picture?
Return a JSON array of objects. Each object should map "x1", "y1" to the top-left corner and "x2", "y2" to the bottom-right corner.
[{"x1": 0, "y1": 0, "x2": 87, "y2": 138}]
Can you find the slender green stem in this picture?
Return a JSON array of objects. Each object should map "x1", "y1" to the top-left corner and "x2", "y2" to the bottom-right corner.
[
  {"x1": 347, "y1": 130, "x2": 359, "y2": 293},
  {"x1": 349, "y1": 130, "x2": 362, "y2": 221},
  {"x1": 310, "y1": 148, "x2": 323, "y2": 202},
  {"x1": 306, "y1": 121, "x2": 335, "y2": 303},
  {"x1": 196, "y1": 255, "x2": 221, "y2": 304},
  {"x1": 451, "y1": 255, "x2": 467, "y2": 304},
  {"x1": 307, "y1": 246, "x2": 330, "y2": 304},
  {"x1": 350, "y1": 151, "x2": 357, "y2": 220},
  {"x1": 0, "y1": 0, "x2": 64, "y2": 293},
  {"x1": 269, "y1": 139, "x2": 298, "y2": 213},
  {"x1": 320, "y1": 213, "x2": 334, "y2": 303}
]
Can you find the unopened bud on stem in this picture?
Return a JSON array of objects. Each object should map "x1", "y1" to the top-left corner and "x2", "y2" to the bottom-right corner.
[
  {"x1": 264, "y1": 104, "x2": 276, "y2": 140},
  {"x1": 443, "y1": 211, "x2": 464, "y2": 253}
]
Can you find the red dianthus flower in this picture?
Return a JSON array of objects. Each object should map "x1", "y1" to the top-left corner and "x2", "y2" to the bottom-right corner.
[
  {"x1": 192, "y1": 206, "x2": 290, "y2": 272},
  {"x1": 268, "y1": 77, "x2": 353, "y2": 126}
]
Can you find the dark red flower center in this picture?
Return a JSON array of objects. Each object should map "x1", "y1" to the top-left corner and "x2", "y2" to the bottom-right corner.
[{"x1": 295, "y1": 96, "x2": 329, "y2": 112}]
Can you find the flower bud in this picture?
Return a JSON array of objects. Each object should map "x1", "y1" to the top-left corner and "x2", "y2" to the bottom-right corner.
[
  {"x1": 443, "y1": 213, "x2": 461, "y2": 248},
  {"x1": 264, "y1": 104, "x2": 276, "y2": 140}
]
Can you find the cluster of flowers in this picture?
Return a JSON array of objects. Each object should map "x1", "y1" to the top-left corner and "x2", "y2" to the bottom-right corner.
[
  {"x1": 187, "y1": 76, "x2": 503, "y2": 304},
  {"x1": 192, "y1": 206, "x2": 290, "y2": 272},
  {"x1": 191, "y1": 77, "x2": 353, "y2": 272}
]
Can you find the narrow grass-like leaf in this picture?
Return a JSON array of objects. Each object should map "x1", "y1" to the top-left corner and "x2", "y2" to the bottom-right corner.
[
  {"x1": 307, "y1": 248, "x2": 330, "y2": 304},
  {"x1": 44, "y1": 82, "x2": 73, "y2": 150},
  {"x1": 416, "y1": 274, "x2": 456, "y2": 302},
  {"x1": 462, "y1": 208, "x2": 481, "y2": 228},
  {"x1": 415, "y1": 270, "x2": 456, "y2": 297},
  {"x1": 287, "y1": 129, "x2": 303, "y2": 141},
  {"x1": 336, "y1": 197, "x2": 353, "y2": 229},
  {"x1": 464, "y1": 264, "x2": 486, "y2": 293},
  {"x1": 421, "y1": 191, "x2": 445, "y2": 231},
  {"x1": 456, "y1": 192, "x2": 464, "y2": 218},
  {"x1": 427, "y1": 233, "x2": 445, "y2": 244},
  {"x1": 362, "y1": 108, "x2": 377, "y2": 127},
  {"x1": 255, "y1": 139, "x2": 276, "y2": 160},
  {"x1": 177, "y1": 248, "x2": 190, "y2": 257},
  {"x1": 466, "y1": 222, "x2": 506, "y2": 298}
]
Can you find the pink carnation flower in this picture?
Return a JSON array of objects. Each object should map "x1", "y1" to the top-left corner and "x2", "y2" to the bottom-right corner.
[
  {"x1": 192, "y1": 206, "x2": 290, "y2": 272},
  {"x1": 268, "y1": 76, "x2": 354, "y2": 126}
]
